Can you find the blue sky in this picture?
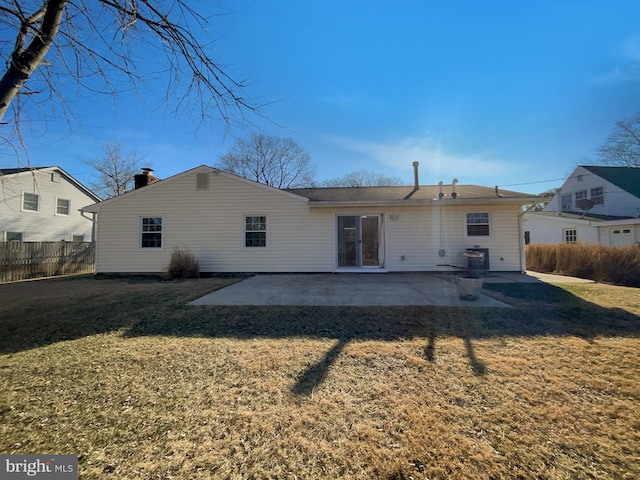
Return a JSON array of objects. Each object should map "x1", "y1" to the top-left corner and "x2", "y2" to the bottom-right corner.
[{"x1": 5, "y1": 0, "x2": 640, "y2": 193}]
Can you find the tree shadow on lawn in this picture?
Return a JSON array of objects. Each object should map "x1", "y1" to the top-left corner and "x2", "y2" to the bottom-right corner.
[
  {"x1": 2, "y1": 278, "x2": 638, "y2": 396},
  {"x1": 123, "y1": 282, "x2": 638, "y2": 394}
]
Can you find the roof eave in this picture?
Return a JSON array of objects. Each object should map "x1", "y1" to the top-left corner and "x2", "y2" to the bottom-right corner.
[{"x1": 307, "y1": 196, "x2": 539, "y2": 208}]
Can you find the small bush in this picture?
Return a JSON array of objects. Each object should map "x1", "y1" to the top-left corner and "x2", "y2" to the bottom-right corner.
[
  {"x1": 526, "y1": 243, "x2": 640, "y2": 286},
  {"x1": 166, "y1": 246, "x2": 200, "y2": 279}
]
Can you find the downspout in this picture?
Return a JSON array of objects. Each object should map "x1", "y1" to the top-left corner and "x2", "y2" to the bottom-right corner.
[
  {"x1": 518, "y1": 204, "x2": 535, "y2": 273},
  {"x1": 80, "y1": 210, "x2": 97, "y2": 242}
]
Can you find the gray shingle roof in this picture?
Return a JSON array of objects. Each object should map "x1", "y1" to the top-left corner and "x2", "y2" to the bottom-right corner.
[{"x1": 286, "y1": 185, "x2": 538, "y2": 203}]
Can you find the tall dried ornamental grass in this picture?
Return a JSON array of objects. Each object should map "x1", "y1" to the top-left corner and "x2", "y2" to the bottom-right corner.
[
  {"x1": 166, "y1": 246, "x2": 200, "y2": 279},
  {"x1": 526, "y1": 243, "x2": 640, "y2": 286}
]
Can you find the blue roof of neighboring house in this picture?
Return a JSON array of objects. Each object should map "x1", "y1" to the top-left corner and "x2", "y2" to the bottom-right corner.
[{"x1": 582, "y1": 165, "x2": 640, "y2": 199}]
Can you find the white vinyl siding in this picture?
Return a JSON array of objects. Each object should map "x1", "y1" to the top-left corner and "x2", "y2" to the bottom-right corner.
[
  {"x1": 544, "y1": 166, "x2": 640, "y2": 217},
  {"x1": 0, "y1": 168, "x2": 97, "y2": 241},
  {"x1": 92, "y1": 169, "x2": 335, "y2": 273},
  {"x1": 384, "y1": 203, "x2": 522, "y2": 272},
  {"x1": 90, "y1": 167, "x2": 527, "y2": 274}
]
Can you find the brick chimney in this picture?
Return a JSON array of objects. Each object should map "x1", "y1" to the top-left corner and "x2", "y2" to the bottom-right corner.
[{"x1": 134, "y1": 168, "x2": 159, "y2": 189}]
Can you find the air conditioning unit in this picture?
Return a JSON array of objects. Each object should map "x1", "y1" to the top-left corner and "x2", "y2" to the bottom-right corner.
[{"x1": 465, "y1": 248, "x2": 489, "y2": 273}]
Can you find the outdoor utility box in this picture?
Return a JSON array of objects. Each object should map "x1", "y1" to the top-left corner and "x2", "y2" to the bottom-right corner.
[{"x1": 465, "y1": 248, "x2": 489, "y2": 273}]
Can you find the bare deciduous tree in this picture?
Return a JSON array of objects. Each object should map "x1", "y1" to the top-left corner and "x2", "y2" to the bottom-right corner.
[
  {"x1": 84, "y1": 141, "x2": 144, "y2": 198},
  {"x1": 217, "y1": 133, "x2": 315, "y2": 188},
  {"x1": 322, "y1": 170, "x2": 406, "y2": 187},
  {"x1": 0, "y1": 1, "x2": 255, "y2": 161},
  {"x1": 596, "y1": 112, "x2": 640, "y2": 167}
]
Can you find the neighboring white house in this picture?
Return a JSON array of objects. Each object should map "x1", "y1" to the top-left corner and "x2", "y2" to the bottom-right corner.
[
  {"x1": 0, "y1": 167, "x2": 101, "y2": 242},
  {"x1": 524, "y1": 165, "x2": 640, "y2": 247},
  {"x1": 82, "y1": 164, "x2": 539, "y2": 274}
]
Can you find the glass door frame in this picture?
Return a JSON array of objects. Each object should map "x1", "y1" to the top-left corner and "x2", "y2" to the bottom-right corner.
[{"x1": 335, "y1": 213, "x2": 385, "y2": 271}]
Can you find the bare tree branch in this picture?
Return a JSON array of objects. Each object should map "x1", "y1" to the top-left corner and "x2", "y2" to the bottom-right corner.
[
  {"x1": 83, "y1": 141, "x2": 145, "y2": 198},
  {"x1": 217, "y1": 133, "x2": 316, "y2": 189},
  {"x1": 596, "y1": 112, "x2": 640, "y2": 167},
  {"x1": 0, "y1": 1, "x2": 259, "y2": 164},
  {"x1": 322, "y1": 170, "x2": 406, "y2": 187}
]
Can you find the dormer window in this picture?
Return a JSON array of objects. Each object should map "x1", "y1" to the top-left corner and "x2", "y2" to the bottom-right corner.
[{"x1": 590, "y1": 187, "x2": 604, "y2": 205}]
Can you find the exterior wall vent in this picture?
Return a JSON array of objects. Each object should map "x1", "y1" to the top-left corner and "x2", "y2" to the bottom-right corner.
[{"x1": 196, "y1": 173, "x2": 210, "y2": 190}]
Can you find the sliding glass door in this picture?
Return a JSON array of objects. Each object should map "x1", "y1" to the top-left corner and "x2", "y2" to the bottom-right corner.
[{"x1": 337, "y1": 215, "x2": 382, "y2": 268}]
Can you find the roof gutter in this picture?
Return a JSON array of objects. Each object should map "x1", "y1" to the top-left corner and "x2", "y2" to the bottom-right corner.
[{"x1": 306, "y1": 196, "x2": 540, "y2": 208}]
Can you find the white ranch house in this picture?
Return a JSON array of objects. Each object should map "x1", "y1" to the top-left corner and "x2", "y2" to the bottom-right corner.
[
  {"x1": 0, "y1": 167, "x2": 101, "y2": 242},
  {"x1": 82, "y1": 164, "x2": 539, "y2": 274},
  {"x1": 524, "y1": 166, "x2": 640, "y2": 247}
]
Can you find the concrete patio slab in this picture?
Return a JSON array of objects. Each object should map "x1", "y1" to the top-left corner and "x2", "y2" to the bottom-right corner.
[{"x1": 188, "y1": 273, "x2": 511, "y2": 307}]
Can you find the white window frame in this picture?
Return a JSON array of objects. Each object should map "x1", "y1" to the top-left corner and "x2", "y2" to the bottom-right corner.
[
  {"x1": 4, "y1": 231, "x2": 24, "y2": 241},
  {"x1": 563, "y1": 229, "x2": 577, "y2": 244},
  {"x1": 465, "y1": 212, "x2": 492, "y2": 238},
  {"x1": 139, "y1": 216, "x2": 164, "y2": 250},
  {"x1": 590, "y1": 186, "x2": 604, "y2": 205},
  {"x1": 243, "y1": 214, "x2": 269, "y2": 249},
  {"x1": 22, "y1": 192, "x2": 39, "y2": 212},
  {"x1": 575, "y1": 190, "x2": 588, "y2": 201},
  {"x1": 56, "y1": 197, "x2": 70, "y2": 216}
]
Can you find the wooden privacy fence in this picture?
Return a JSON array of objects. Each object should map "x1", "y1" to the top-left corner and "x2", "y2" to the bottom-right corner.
[{"x1": 0, "y1": 241, "x2": 95, "y2": 282}]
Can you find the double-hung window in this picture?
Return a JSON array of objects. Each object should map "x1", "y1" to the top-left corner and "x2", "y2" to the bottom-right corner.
[
  {"x1": 140, "y1": 217, "x2": 163, "y2": 248},
  {"x1": 22, "y1": 192, "x2": 39, "y2": 212},
  {"x1": 466, "y1": 212, "x2": 491, "y2": 237},
  {"x1": 590, "y1": 187, "x2": 604, "y2": 205},
  {"x1": 244, "y1": 215, "x2": 267, "y2": 248},
  {"x1": 575, "y1": 190, "x2": 587, "y2": 201},
  {"x1": 56, "y1": 198, "x2": 70, "y2": 215}
]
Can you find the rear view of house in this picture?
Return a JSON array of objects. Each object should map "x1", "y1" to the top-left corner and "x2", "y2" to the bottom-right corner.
[
  {"x1": 82, "y1": 164, "x2": 538, "y2": 274},
  {"x1": 1, "y1": 167, "x2": 101, "y2": 242}
]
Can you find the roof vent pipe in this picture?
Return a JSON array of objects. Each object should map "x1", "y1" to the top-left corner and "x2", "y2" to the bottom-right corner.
[
  {"x1": 412, "y1": 161, "x2": 420, "y2": 190},
  {"x1": 438, "y1": 181, "x2": 444, "y2": 199},
  {"x1": 451, "y1": 178, "x2": 458, "y2": 199}
]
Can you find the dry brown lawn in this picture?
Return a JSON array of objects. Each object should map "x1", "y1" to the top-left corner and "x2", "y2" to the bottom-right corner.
[{"x1": 0, "y1": 275, "x2": 638, "y2": 479}]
